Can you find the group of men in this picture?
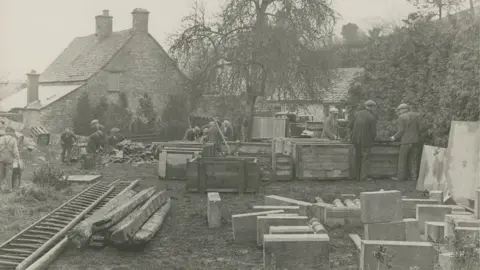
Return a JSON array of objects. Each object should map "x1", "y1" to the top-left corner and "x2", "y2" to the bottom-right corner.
[
  {"x1": 59, "y1": 119, "x2": 125, "y2": 165},
  {"x1": 184, "y1": 119, "x2": 234, "y2": 146}
]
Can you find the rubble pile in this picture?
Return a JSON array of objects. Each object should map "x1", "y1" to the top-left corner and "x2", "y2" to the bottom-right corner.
[{"x1": 104, "y1": 140, "x2": 158, "y2": 165}]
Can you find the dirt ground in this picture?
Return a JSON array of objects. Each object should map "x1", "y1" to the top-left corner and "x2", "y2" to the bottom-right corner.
[{"x1": 0, "y1": 146, "x2": 428, "y2": 270}]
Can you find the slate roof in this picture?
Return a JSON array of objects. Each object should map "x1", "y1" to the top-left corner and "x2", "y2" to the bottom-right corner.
[
  {"x1": 40, "y1": 30, "x2": 133, "y2": 83},
  {"x1": 267, "y1": 67, "x2": 364, "y2": 103},
  {"x1": 0, "y1": 84, "x2": 83, "y2": 112}
]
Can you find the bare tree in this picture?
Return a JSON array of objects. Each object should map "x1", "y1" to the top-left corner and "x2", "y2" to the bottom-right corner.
[
  {"x1": 169, "y1": 0, "x2": 337, "y2": 141},
  {"x1": 407, "y1": 0, "x2": 467, "y2": 19}
]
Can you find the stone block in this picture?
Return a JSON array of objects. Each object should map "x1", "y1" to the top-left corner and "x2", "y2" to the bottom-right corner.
[
  {"x1": 263, "y1": 234, "x2": 330, "y2": 270},
  {"x1": 207, "y1": 192, "x2": 221, "y2": 228},
  {"x1": 269, "y1": 226, "x2": 314, "y2": 234},
  {"x1": 360, "y1": 240, "x2": 437, "y2": 270},
  {"x1": 402, "y1": 198, "x2": 439, "y2": 218},
  {"x1": 429, "y1": 190, "x2": 444, "y2": 203},
  {"x1": 252, "y1": 205, "x2": 301, "y2": 214},
  {"x1": 444, "y1": 213, "x2": 475, "y2": 238},
  {"x1": 404, "y1": 218, "x2": 422, "y2": 241},
  {"x1": 231, "y1": 210, "x2": 284, "y2": 243},
  {"x1": 364, "y1": 221, "x2": 406, "y2": 241},
  {"x1": 454, "y1": 227, "x2": 480, "y2": 240},
  {"x1": 360, "y1": 190, "x2": 403, "y2": 224},
  {"x1": 257, "y1": 215, "x2": 309, "y2": 246},
  {"x1": 438, "y1": 252, "x2": 454, "y2": 270},
  {"x1": 266, "y1": 213, "x2": 299, "y2": 216},
  {"x1": 476, "y1": 188, "x2": 480, "y2": 219},
  {"x1": 425, "y1": 221, "x2": 445, "y2": 242},
  {"x1": 416, "y1": 205, "x2": 464, "y2": 234},
  {"x1": 264, "y1": 195, "x2": 312, "y2": 216},
  {"x1": 340, "y1": 194, "x2": 356, "y2": 200}
]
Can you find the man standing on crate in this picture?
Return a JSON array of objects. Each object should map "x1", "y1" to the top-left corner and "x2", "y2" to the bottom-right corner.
[
  {"x1": 350, "y1": 100, "x2": 378, "y2": 181},
  {"x1": 0, "y1": 127, "x2": 20, "y2": 191},
  {"x1": 60, "y1": 128, "x2": 76, "y2": 164},
  {"x1": 390, "y1": 104, "x2": 422, "y2": 181}
]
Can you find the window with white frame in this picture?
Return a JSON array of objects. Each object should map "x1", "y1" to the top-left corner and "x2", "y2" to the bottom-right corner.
[{"x1": 107, "y1": 72, "x2": 121, "y2": 92}]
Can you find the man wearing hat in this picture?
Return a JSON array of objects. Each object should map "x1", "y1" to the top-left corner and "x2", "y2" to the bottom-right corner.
[
  {"x1": 60, "y1": 128, "x2": 76, "y2": 164},
  {"x1": 90, "y1": 119, "x2": 106, "y2": 150},
  {"x1": 223, "y1": 120, "x2": 234, "y2": 141},
  {"x1": 0, "y1": 127, "x2": 20, "y2": 191},
  {"x1": 322, "y1": 107, "x2": 340, "y2": 140},
  {"x1": 390, "y1": 103, "x2": 422, "y2": 181},
  {"x1": 108, "y1": 127, "x2": 126, "y2": 148},
  {"x1": 350, "y1": 100, "x2": 378, "y2": 181},
  {"x1": 183, "y1": 126, "x2": 201, "y2": 141}
]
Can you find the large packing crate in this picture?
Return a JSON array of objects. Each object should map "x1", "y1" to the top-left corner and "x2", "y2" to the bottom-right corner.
[
  {"x1": 154, "y1": 141, "x2": 216, "y2": 157},
  {"x1": 369, "y1": 142, "x2": 400, "y2": 179},
  {"x1": 30, "y1": 126, "x2": 50, "y2": 146},
  {"x1": 294, "y1": 142, "x2": 353, "y2": 180},
  {"x1": 158, "y1": 147, "x2": 202, "y2": 180},
  {"x1": 186, "y1": 156, "x2": 260, "y2": 193}
]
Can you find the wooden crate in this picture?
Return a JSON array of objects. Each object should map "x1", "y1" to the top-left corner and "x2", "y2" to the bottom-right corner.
[
  {"x1": 219, "y1": 142, "x2": 271, "y2": 155},
  {"x1": 295, "y1": 143, "x2": 353, "y2": 180},
  {"x1": 273, "y1": 154, "x2": 294, "y2": 181},
  {"x1": 158, "y1": 147, "x2": 202, "y2": 180},
  {"x1": 186, "y1": 157, "x2": 260, "y2": 193},
  {"x1": 154, "y1": 141, "x2": 216, "y2": 157},
  {"x1": 369, "y1": 143, "x2": 400, "y2": 179}
]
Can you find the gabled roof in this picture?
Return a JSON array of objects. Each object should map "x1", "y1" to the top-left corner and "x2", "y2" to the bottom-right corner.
[
  {"x1": 40, "y1": 30, "x2": 133, "y2": 83},
  {"x1": 0, "y1": 84, "x2": 83, "y2": 112}
]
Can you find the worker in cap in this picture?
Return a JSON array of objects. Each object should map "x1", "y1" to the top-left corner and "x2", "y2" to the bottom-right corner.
[
  {"x1": 183, "y1": 125, "x2": 201, "y2": 141},
  {"x1": 390, "y1": 103, "x2": 422, "y2": 181},
  {"x1": 223, "y1": 120, "x2": 234, "y2": 141},
  {"x1": 350, "y1": 100, "x2": 378, "y2": 181},
  {"x1": 0, "y1": 127, "x2": 20, "y2": 191},
  {"x1": 108, "y1": 127, "x2": 125, "y2": 149},
  {"x1": 60, "y1": 127, "x2": 76, "y2": 164},
  {"x1": 322, "y1": 107, "x2": 340, "y2": 140}
]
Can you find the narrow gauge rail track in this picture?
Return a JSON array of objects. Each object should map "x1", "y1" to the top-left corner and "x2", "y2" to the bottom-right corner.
[{"x1": 0, "y1": 179, "x2": 137, "y2": 270}]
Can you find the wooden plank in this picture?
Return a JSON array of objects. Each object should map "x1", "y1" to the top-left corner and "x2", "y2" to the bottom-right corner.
[
  {"x1": 110, "y1": 190, "x2": 168, "y2": 244},
  {"x1": 349, "y1": 234, "x2": 362, "y2": 250},
  {"x1": 132, "y1": 198, "x2": 171, "y2": 245}
]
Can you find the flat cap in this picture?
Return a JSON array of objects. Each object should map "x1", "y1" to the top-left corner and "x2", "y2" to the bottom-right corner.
[
  {"x1": 90, "y1": 119, "x2": 99, "y2": 125},
  {"x1": 396, "y1": 103, "x2": 409, "y2": 111},
  {"x1": 364, "y1": 100, "x2": 377, "y2": 107},
  {"x1": 329, "y1": 107, "x2": 339, "y2": 113},
  {"x1": 110, "y1": 127, "x2": 120, "y2": 132}
]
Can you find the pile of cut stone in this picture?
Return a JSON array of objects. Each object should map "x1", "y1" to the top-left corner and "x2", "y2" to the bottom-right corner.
[
  {"x1": 104, "y1": 140, "x2": 158, "y2": 165},
  {"x1": 349, "y1": 189, "x2": 480, "y2": 270},
  {"x1": 67, "y1": 182, "x2": 171, "y2": 249}
]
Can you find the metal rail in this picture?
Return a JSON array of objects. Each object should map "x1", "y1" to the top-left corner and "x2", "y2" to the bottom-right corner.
[{"x1": 0, "y1": 180, "x2": 134, "y2": 269}]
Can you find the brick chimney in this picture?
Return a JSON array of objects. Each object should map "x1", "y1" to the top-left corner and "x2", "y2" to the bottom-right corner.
[
  {"x1": 27, "y1": 70, "x2": 40, "y2": 104},
  {"x1": 132, "y1": 8, "x2": 149, "y2": 33},
  {"x1": 95, "y1": 10, "x2": 113, "y2": 39}
]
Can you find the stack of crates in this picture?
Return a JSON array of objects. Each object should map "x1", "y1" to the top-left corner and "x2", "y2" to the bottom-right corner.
[{"x1": 30, "y1": 126, "x2": 50, "y2": 146}]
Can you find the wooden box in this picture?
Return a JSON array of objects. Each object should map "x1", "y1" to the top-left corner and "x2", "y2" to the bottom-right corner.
[
  {"x1": 186, "y1": 157, "x2": 260, "y2": 193},
  {"x1": 369, "y1": 143, "x2": 400, "y2": 179},
  {"x1": 158, "y1": 147, "x2": 202, "y2": 180},
  {"x1": 30, "y1": 126, "x2": 50, "y2": 146},
  {"x1": 295, "y1": 143, "x2": 353, "y2": 180},
  {"x1": 155, "y1": 141, "x2": 216, "y2": 157}
]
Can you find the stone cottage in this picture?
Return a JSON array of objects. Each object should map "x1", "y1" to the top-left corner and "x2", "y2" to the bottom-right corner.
[{"x1": 0, "y1": 9, "x2": 190, "y2": 133}]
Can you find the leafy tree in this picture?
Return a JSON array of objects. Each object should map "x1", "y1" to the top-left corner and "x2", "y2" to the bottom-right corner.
[
  {"x1": 347, "y1": 12, "x2": 479, "y2": 146},
  {"x1": 72, "y1": 93, "x2": 94, "y2": 136},
  {"x1": 170, "y1": 0, "x2": 337, "y2": 141},
  {"x1": 407, "y1": 0, "x2": 468, "y2": 18},
  {"x1": 341, "y1": 23, "x2": 360, "y2": 44}
]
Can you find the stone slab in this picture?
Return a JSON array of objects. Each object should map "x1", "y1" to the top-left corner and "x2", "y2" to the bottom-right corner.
[
  {"x1": 476, "y1": 188, "x2": 480, "y2": 219},
  {"x1": 360, "y1": 190, "x2": 403, "y2": 224},
  {"x1": 416, "y1": 205, "x2": 465, "y2": 234},
  {"x1": 429, "y1": 190, "x2": 444, "y2": 203},
  {"x1": 349, "y1": 234, "x2": 362, "y2": 250},
  {"x1": 269, "y1": 226, "x2": 314, "y2": 234},
  {"x1": 66, "y1": 174, "x2": 102, "y2": 183},
  {"x1": 364, "y1": 221, "x2": 406, "y2": 241},
  {"x1": 404, "y1": 218, "x2": 422, "y2": 241},
  {"x1": 444, "y1": 213, "x2": 475, "y2": 238},
  {"x1": 266, "y1": 213, "x2": 298, "y2": 216},
  {"x1": 360, "y1": 240, "x2": 437, "y2": 270},
  {"x1": 402, "y1": 198, "x2": 439, "y2": 218},
  {"x1": 454, "y1": 226, "x2": 480, "y2": 240},
  {"x1": 264, "y1": 195, "x2": 312, "y2": 216},
  {"x1": 425, "y1": 221, "x2": 445, "y2": 242},
  {"x1": 231, "y1": 210, "x2": 284, "y2": 243},
  {"x1": 207, "y1": 192, "x2": 221, "y2": 228},
  {"x1": 340, "y1": 194, "x2": 356, "y2": 200},
  {"x1": 252, "y1": 205, "x2": 301, "y2": 214},
  {"x1": 257, "y1": 215, "x2": 309, "y2": 246},
  {"x1": 263, "y1": 234, "x2": 330, "y2": 270},
  {"x1": 438, "y1": 252, "x2": 454, "y2": 270}
]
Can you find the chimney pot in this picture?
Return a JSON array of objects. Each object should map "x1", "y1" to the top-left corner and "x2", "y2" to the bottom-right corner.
[
  {"x1": 132, "y1": 8, "x2": 150, "y2": 33},
  {"x1": 96, "y1": 10, "x2": 113, "y2": 39},
  {"x1": 26, "y1": 70, "x2": 40, "y2": 105}
]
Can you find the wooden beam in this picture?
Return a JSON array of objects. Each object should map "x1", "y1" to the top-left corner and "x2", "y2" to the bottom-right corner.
[
  {"x1": 349, "y1": 234, "x2": 362, "y2": 250},
  {"x1": 132, "y1": 198, "x2": 171, "y2": 245},
  {"x1": 24, "y1": 237, "x2": 68, "y2": 270},
  {"x1": 109, "y1": 190, "x2": 167, "y2": 244}
]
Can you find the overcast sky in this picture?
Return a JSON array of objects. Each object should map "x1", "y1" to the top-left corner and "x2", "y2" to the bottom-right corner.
[{"x1": 0, "y1": 0, "x2": 417, "y2": 80}]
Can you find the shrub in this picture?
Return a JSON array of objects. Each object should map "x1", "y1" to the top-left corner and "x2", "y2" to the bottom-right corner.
[
  {"x1": 32, "y1": 162, "x2": 66, "y2": 189},
  {"x1": 73, "y1": 93, "x2": 94, "y2": 136}
]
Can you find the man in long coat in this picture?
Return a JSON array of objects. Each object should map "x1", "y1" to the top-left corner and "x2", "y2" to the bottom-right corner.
[
  {"x1": 350, "y1": 100, "x2": 378, "y2": 181},
  {"x1": 322, "y1": 107, "x2": 340, "y2": 140},
  {"x1": 390, "y1": 104, "x2": 422, "y2": 181}
]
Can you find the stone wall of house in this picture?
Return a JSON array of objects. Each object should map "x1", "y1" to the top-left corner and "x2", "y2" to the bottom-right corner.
[
  {"x1": 86, "y1": 32, "x2": 190, "y2": 116},
  {"x1": 39, "y1": 86, "x2": 86, "y2": 134}
]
